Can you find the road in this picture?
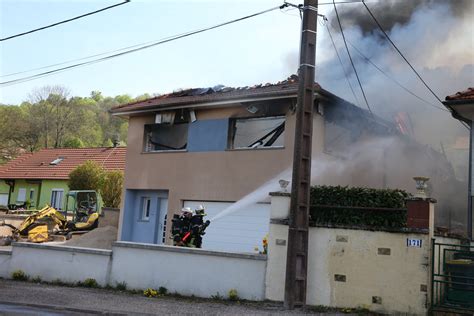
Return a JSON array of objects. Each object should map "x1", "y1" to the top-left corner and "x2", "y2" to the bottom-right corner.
[{"x1": 0, "y1": 279, "x2": 345, "y2": 315}]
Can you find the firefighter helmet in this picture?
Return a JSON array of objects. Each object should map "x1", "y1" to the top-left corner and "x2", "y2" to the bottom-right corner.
[{"x1": 194, "y1": 205, "x2": 206, "y2": 216}]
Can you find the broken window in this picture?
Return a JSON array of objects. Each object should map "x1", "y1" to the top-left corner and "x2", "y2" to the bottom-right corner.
[
  {"x1": 144, "y1": 123, "x2": 189, "y2": 151},
  {"x1": 229, "y1": 116, "x2": 285, "y2": 149}
]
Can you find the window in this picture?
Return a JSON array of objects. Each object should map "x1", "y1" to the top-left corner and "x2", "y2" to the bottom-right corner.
[
  {"x1": 29, "y1": 189, "x2": 35, "y2": 200},
  {"x1": 141, "y1": 197, "x2": 152, "y2": 221},
  {"x1": 51, "y1": 189, "x2": 64, "y2": 210},
  {"x1": 50, "y1": 157, "x2": 64, "y2": 165},
  {"x1": 229, "y1": 116, "x2": 285, "y2": 149},
  {"x1": 17, "y1": 188, "x2": 26, "y2": 202},
  {"x1": 144, "y1": 123, "x2": 189, "y2": 152}
]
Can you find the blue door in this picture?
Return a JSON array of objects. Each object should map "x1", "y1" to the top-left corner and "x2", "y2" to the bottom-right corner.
[{"x1": 121, "y1": 190, "x2": 168, "y2": 244}]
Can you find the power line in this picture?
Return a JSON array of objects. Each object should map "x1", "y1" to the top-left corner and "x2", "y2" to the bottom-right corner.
[
  {"x1": 1, "y1": 31, "x2": 200, "y2": 78},
  {"x1": 361, "y1": 0, "x2": 444, "y2": 105},
  {"x1": 1, "y1": 0, "x2": 130, "y2": 42},
  {"x1": 347, "y1": 41, "x2": 449, "y2": 112},
  {"x1": 2, "y1": 1, "x2": 373, "y2": 79},
  {"x1": 324, "y1": 21, "x2": 361, "y2": 108},
  {"x1": 0, "y1": 5, "x2": 283, "y2": 86},
  {"x1": 332, "y1": 0, "x2": 374, "y2": 116}
]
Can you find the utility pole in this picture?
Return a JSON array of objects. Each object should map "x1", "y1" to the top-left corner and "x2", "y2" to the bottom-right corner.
[{"x1": 284, "y1": 0, "x2": 318, "y2": 309}]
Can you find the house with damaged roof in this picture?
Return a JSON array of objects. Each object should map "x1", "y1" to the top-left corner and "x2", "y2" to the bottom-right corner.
[
  {"x1": 111, "y1": 75, "x2": 423, "y2": 252},
  {"x1": 0, "y1": 147, "x2": 126, "y2": 211}
]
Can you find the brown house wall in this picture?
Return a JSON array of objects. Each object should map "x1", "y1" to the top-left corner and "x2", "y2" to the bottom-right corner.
[{"x1": 119, "y1": 103, "x2": 326, "y2": 239}]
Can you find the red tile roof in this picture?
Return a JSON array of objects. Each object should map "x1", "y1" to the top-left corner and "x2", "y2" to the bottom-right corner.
[
  {"x1": 445, "y1": 88, "x2": 474, "y2": 101},
  {"x1": 0, "y1": 147, "x2": 126, "y2": 180},
  {"x1": 111, "y1": 75, "x2": 323, "y2": 114}
]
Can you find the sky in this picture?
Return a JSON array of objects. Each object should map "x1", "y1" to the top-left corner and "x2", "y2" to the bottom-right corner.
[
  {"x1": 0, "y1": 0, "x2": 308, "y2": 104},
  {"x1": 0, "y1": 0, "x2": 472, "y2": 114}
]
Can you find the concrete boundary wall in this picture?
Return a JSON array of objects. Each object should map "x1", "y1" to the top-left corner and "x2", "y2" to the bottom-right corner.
[
  {"x1": 0, "y1": 241, "x2": 267, "y2": 301},
  {"x1": 110, "y1": 242, "x2": 267, "y2": 300},
  {"x1": 8, "y1": 243, "x2": 112, "y2": 286},
  {"x1": 0, "y1": 249, "x2": 12, "y2": 278},
  {"x1": 266, "y1": 193, "x2": 434, "y2": 315}
]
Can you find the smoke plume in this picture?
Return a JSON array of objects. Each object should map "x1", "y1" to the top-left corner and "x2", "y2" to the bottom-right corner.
[{"x1": 300, "y1": 0, "x2": 473, "y2": 231}]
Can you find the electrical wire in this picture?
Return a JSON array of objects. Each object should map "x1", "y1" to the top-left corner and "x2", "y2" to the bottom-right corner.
[
  {"x1": 2, "y1": 1, "x2": 371, "y2": 79},
  {"x1": 0, "y1": 5, "x2": 283, "y2": 86},
  {"x1": 324, "y1": 21, "x2": 361, "y2": 108},
  {"x1": 361, "y1": 0, "x2": 443, "y2": 105},
  {"x1": 0, "y1": 0, "x2": 130, "y2": 42},
  {"x1": 332, "y1": 0, "x2": 374, "y2": 117},
  {"x1": 347, "y1": 41, "x2": 449, "y2": 112}
]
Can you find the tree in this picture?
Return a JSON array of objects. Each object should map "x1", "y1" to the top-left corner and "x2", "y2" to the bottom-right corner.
[
  {"x1": 101, "y1": 170, "x2": 124, "y2": 208},
  {"x1": 68, "y1": 161, "x2": 104, "y2": 191},
  {"x1": 63, "y1": 137, "x2": 85, "y2": 148}
]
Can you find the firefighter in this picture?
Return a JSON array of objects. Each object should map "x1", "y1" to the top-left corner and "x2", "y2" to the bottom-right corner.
[
  {"x1": 190, "y1": 205, "x2": 207, "y2": 248},
  {"x1": 171, "y1": 207, "x2": 193, "y2": 246}
]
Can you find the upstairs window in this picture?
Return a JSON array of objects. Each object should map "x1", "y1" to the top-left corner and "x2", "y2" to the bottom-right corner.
[
  {"x1": 144, "y1": 123, "x2": 189, "y2": 152},
  {"x1": 144, "y1": 110, "x2": 192, "y2": 152},
  {"x1": 229, "y1": 116, "x2": 285, "y2": 149}
]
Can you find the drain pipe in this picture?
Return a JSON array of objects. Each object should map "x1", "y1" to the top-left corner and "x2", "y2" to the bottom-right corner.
[{"x1": 468, "y1": 122, "x2": 473, "y2": 241}]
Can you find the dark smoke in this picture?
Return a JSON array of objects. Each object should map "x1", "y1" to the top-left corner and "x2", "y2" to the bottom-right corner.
[
  {"x1": 331, "y1": 0, "x2": 473, "y2": 35},
  {"x1": 304, "y1": 0, "x2": 473, "y2": 233}
]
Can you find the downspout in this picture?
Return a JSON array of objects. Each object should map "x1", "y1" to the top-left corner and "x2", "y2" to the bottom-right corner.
[
  {"x1": 37, "y1": 180, "x2": 43, "y2": 209},
  {"x1": 469, "y1": 122, "x2": 473, "y2": 240},
  {"x1": 5, "y1": 180, "x2": 15, "y2": 206}
]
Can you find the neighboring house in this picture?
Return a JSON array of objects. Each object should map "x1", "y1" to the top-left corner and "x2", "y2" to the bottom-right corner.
[
  {"x1": 0, "y1": 147, "x2": 126, "y2": 211},
  {"x1": 443, "y1": 87, "x2": 474, "y2": 239},
  {"x1": 111, "y1": 75, "x2": 400, "y2": 252}
]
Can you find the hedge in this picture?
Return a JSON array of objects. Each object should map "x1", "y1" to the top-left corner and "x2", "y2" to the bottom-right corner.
[{"x1": 309, "y1": 185, "x2": 412, "y2": 228}]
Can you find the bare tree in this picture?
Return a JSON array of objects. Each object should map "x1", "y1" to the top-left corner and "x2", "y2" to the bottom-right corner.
[{"x1": 28, "y1": 86, "x2": 73, "y2": 148}]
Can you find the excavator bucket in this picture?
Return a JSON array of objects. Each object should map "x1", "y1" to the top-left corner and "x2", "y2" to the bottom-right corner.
[{"x1": 27, "y1": 225, "x2": 49, "y2": 243}]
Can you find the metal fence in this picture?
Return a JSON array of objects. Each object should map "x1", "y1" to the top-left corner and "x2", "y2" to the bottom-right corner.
[{"x1": 431, "y1": 239, "x2": 474, "y2": 313}]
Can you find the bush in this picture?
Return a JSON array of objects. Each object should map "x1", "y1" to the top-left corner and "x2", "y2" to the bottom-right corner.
[
  {"x1": 11, "y1": 270, "x2": 29, "y2": 281},
  {"x1": 228, "y1": 289, "x2": 239, "y2": 301},
  {"x1": 211, "y1": 292, "x2": 224, "y2": 300},
  {"x1": 143, "y1": 288, "x2": 158, "y2": 298},
  {"x1": 158, "y1": 286, "x2": 168, "y2": 295},
  {"x1": 69, "y1": 161, "x2": 124, "y2": 208},
  {"x1": 115, "y1": 281, "x2": 127, "y2": 291},
  {"x1": 82, "y1": 278, "x2": 99, "y2": 288},
  {"x1": 309, "y1": 185, "x2": 411, "y2": 228},
  {"x1": 31, "y1": 276, "x2": 42, "y2": 283},
  {"x1": 51, "y1": 279, "x2": 67, "y2": 286},
  {"x1": 101, "y1": 170, "x2": 124, "y2": 208},
  {"x1": 68, "y1": 161, "x2": 104, "y2": 192}
]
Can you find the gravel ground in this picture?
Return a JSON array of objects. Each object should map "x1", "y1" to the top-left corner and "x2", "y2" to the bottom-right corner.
[{"x1": 0, "y1": 280, "x2": 352, "y2": 315}]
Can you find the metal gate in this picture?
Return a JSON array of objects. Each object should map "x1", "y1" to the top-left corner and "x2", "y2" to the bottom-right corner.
[{"x1": 431, "y1": 239, "x2": 474, "y2": 313}]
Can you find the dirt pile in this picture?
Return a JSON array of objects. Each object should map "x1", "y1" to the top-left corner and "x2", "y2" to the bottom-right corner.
[{"x1": 63, "y1": 226, "x2": 117, "y2": 250}]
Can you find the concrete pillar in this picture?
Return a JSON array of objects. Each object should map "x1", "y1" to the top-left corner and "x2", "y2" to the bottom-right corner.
[
  {"x1": 406, "y1": 198, "x2": 436, "y2": 237},
  {"x1": 265, "y1": 192, "x2": 291, "y2": 301}
]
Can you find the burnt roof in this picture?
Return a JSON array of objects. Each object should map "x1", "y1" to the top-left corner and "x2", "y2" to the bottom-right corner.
[
  {"x1": 111, "y1": 75, "x2": 322, "y2": 115},
  {"x1": 445, "y1": 87, "x2": 474, "y2": 102}
]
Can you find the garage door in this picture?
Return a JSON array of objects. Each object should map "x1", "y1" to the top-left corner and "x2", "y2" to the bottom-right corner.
[
  {"x1": 183, "y1": 201, "x2": 270, "y2": 253},
  {"x1": 0, "y1": 194, "x2": 8, "y2": 206}
]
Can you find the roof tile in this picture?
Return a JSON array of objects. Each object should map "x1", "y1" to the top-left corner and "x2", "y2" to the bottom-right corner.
[
  {"x1": 0, "y1": 147, "x2": 126, "y2": 180},
  {"x1": 445, "y1": 87, "x2": 474, "y2": 101}
]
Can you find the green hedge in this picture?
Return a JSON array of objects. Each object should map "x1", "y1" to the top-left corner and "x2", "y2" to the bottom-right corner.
[{"x1": 309, "y1": 186, "x2": 412, "y2": 228}]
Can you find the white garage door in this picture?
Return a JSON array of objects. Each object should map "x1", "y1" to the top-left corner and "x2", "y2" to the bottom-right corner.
[
  {"x1": 0, "y1": 194, "x2": 8, "y2": 206},
  {"x1": 183, "y1": 201, "x2": 270, "y2": 253}
]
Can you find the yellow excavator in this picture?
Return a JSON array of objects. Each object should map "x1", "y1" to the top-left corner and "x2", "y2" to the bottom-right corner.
[{"x1": 0, "y1": 190, "x2": 100, "y2": 244}]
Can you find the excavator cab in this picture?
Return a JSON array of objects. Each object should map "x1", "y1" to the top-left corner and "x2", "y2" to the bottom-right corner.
[{"x1": 66, "y1": 190, "x2": 101, "y2": 230}]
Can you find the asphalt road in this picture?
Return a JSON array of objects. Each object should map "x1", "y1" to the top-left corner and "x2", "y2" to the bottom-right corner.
[{"x1": 0, "y1": 280, "x2": 341, "y2": 315}]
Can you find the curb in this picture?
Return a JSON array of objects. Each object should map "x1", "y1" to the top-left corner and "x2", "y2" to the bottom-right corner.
[{"x1": 0, "y1": 300, "x2": 134, "y2": 315}]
